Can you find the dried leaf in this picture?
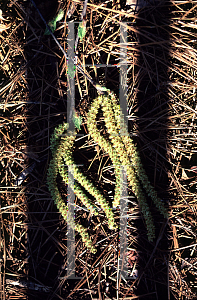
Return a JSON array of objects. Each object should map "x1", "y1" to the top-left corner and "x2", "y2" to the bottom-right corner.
[
  {"x1": 67, "y1": 3, "x2": 77, "y2": 18},
  {"x1": 0, "y1": 9, "x2": 7, "y2": 21},
  {"x1": 0, "y1": 9, "x2": 9, "y2": 33},
  {"x1": 0, "y1": 23, "x2": 9, "y2": 33},
  {"x1": 190, "y1": 166, "x2": 197, "y2": 173},
  {"x1": 181, "y1": 168, "x2": 189, "y2": 180}
]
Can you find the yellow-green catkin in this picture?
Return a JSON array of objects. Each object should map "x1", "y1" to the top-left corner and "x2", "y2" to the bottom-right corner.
[
  {"x1": 109, "y1": 91, "x2": 168, "y2": 219},
  {"x1": 99, "y1": 93, "x2": 156, "y2": 241},
  {"x1": 87, "y1": 95, "x2": 122, "y2": 208},
  {"x1": 57, "y1": 125, "x2": 116, "y2": 230},
  {"x1": 48, "y1": 88, "x2": 167, "y2": 245},
  {"x1": 57, "y1": 136, "x2": 98, "y2": 216},
  {"x1": 74, "y1": 166, "x2": 117, "y2": 230},
  {"x1": 75, "y1": 223, "x2": 97, "y2": 254},
  {"x1": 47, "y1": 123, "x2": 97, "y2": 253},
  {"x1": 47, "y1": 143, "x2": 75, "y2": 229}
]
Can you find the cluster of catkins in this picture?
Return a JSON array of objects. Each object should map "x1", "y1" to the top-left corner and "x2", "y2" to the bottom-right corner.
[
  {"x1": 47, "y1": 91, "x2": 168, "y2": 253},
  {"x1": 87, "y1": 91, "x2": 168, "y2": 241},
  {"x1": 47, "y1": 122, "x2": 116, "y2": 253}
]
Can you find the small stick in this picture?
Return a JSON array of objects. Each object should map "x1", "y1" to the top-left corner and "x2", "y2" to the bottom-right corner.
[{"x1": 29, "y1": 0, "x2": 104, "y2": 93}]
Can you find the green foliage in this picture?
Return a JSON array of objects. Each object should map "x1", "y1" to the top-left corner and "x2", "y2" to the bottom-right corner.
[
  {"x1": 78, "y1": 21, "x2": 86, "y2": 41},
  {"x1": 44, "y1": 9, "x2": 64, "y2": 35},
  {"x1": 95, "y1": 84, "x2": 110, "y2": 94},
  {"x1": 73, "y1": 111, "x2": 82, "y2": 130}
]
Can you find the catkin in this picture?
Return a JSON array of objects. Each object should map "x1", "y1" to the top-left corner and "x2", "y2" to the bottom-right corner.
[
  {"x1": 47, "y1": 123, "x2": 97, "y2": 253},
  {"x1": 87, "y1": 95, "x2": 123, "y2": 208},
  {"x1": 108, "y1": 91, "x2": 168, "y2": 219},
  {"x1": 106, "y1": 101, "x2": 155, "y2": 239}
]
